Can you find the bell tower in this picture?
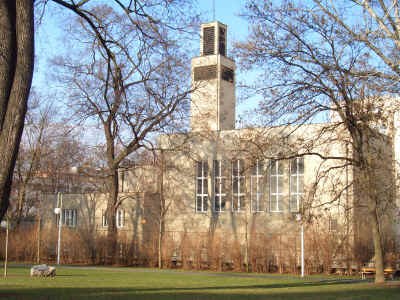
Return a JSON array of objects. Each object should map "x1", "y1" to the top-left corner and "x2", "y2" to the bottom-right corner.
[{"x1": 190, "y1": 21, "x2": 236, "y2": 131}]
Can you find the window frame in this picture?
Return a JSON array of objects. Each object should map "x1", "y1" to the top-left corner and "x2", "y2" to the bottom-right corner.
[
  {"x1": 116, "y1": 209, "x2": 125, "y2": 228},
  {"x1": 232, "y1": 159, "x2": 245, "y2": 212},
  {"x1": 213, "y1": 160, "x2": 226, "y2": 212},
  {"x1": 196, "y1": 160, "x2": 209, "y2": 213},
  {"x1": 251, "y1": 160, "x2": 264, "y2": 213},
  {"x1": 269, "y1": 160, "x2": 284, "y2": 212},
  {"x1": 290, "y1": 157, "x2": 304, "y2": 213},
  {"x1": 329, "y1": 218, "x2": 338, "y2": 232},
  {"x1": 102, "y1": 210, "x2": 108, "y2": 228},
  {"x1": 60, "y1": 208, "x2": 77, "y2": 227}
]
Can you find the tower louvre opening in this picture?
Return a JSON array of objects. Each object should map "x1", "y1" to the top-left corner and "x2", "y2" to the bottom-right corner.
[
  {"x1": 194, "y1": 65, "x2": 217, "y2": 81},
  {"x1": 203, "y1": 27, "x2": 215, "y2": 55},
  {"x1": 219, "y1": 27, "x2": 226, "y2": 56},
  {"x1": 221, "y1": 66, "x2": 234, "y2": 83}
]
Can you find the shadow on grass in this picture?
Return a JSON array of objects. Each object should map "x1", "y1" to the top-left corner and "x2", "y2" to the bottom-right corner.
[
  {"x1": 55, "y1": 275, "x2": 88, "y2": 277},
  {"x1": 1, "y1": 282, "x2": 399, "y2": 300}
]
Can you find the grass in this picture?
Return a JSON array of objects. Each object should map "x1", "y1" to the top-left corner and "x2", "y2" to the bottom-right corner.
[{"x1": 0, "y1": 265, "x2": 399, "y2": 299}]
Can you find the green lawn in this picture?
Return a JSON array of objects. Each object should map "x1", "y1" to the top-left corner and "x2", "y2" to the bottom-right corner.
[{"x1": 0, "y1": 265, "x2": 399, "y2": 299}]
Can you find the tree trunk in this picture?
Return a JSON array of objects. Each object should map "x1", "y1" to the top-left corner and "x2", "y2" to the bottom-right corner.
[
  {"x1": 16, "y1": 184, "x2": 26, "y2": 225},
  {"x1": 4, "y1": 216, "x2": 9, "y2": 277},
  {"x1": 36, "y1": 199, "x2": 41, "y2": 264},
  {"x1": 365, "y1": 151, "x2": 385, "y2": 284},
  {"x1": 158, "y1": 219, "x2": 163, "y2": 269},
  {"x1": 0, "y1": 1, "x2": 16, "y2": 128},
  {"x1": 361, "y1": 158, "x2": 385, "y2": 284},
  {"x1": 370, "y1": 207, "x2": 385, "y2": 283},
  {"x1": 106, "y1": 167, "x2": 119, "y2": 264},
  {"x1": 0, "y1": 0, "x2": 34, "y2": 223}
]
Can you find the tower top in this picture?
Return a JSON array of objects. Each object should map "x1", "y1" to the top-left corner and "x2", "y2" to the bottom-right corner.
[
  {"x1": 190, "y1": 21, "x2": 236, "y2": 132},
  {"x1": 200, "y1": 21, "x2": 227, "y2": 57}
]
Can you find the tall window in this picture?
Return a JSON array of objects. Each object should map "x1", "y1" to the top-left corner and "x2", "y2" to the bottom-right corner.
[
  {"x1": 329, "y1": 218, "x2": 338, "y2": 232},
  {"x1": 102, "y1": 210, "x2": 108, "y2": 227},
  {"x1": 196, "y1": 161, "x2": 208, "y2": 212},
  {"x1": 60, "y1": 209, "x2": 77, "y2": 227},
  {"x1": 232, "y1": 159, "x2": 245, "y2": 212},
  {"x1": 290, "y1": 157, "x2": 304, "y2": 212},
  {"x1": 213, "y1": 160, "x2": 226, "y2": 212},
  {"x1": 270, "y1": 160, "x2": 284, "y2": 212},
  {"x1": 102, "y1": 209, "x2": 125, "y2": 228},
  {"x1": 119, "y1": 170, "x2": 126, "y2": 193},
  {"x1": 251, "y1": 160, "x2": 264, "y2": 212},
  {"x1": 116, "y1": 209, "x2": 125, "y2": 228}
]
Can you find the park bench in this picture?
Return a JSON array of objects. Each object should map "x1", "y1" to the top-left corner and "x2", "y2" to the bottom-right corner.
[{"x1": 360, "y1": 267, "x2": 398, "y2": 280}]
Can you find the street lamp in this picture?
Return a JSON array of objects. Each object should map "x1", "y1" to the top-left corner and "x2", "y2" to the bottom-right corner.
[
  {"x1": 54, "y1": 193, "x2": 63, "y2": 265},
  {"x1": 296, "y1": 214, "x2": 304, "y2": 278},
  {"x1": 53, "y1": 166, "x2": 78, "y2": 265},
  {"x1": 1, "y1": 216, "x2": 9, "y2": 277}
]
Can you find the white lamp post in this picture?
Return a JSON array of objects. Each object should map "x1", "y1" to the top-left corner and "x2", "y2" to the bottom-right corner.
[
  {"x1": 296, "y1": 214, "x2": 304, "y2": 278},
  {"x1": 53, "y1": 166, "x2": 78, "y2": 265},
  {"x1": 1, "y1": 217, "x2": 9, "y2": 277},
  {"x1": 54, "y1": 193, "x2": 63, "y2": 265}
]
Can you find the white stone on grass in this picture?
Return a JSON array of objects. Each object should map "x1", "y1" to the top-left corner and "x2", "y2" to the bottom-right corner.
[{"x1": 30, "y1": 264, "x2": 56, "y2": 277}]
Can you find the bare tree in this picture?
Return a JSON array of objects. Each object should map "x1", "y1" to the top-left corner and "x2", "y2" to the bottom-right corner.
[
  {"x1": 1, "y1": 0, "x2": 200, "y2": 223},
  {"x1": 52, "y1": 3, "x2": 197, "y2": 263},
  {"x1": 235, "y1": 0, "x2": 397, "y2": 283},
  {"x1": 12, "y1": 94, "x2": 54, "y2": 225},
  {"x1": 10, "y1": 94, "x2": 88, "y2": 225},
  {"x1": 313, "y1": 0, "x2": 400, "y2": 85}
]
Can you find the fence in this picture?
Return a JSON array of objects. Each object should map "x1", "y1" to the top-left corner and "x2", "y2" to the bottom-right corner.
[{"x1": 0, "y1": 221, "x2": 392, "y2": 274}]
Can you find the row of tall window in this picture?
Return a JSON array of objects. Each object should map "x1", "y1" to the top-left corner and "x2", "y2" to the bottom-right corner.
[
  {"x1": 56, "y1": 208, "x2": 126, "y2": 228},
  {"x1": 56, "y1": 209, "x2": 78, "y2": 227},
  {"x1": 102, "y1": 209, "x2": 125, "y2": 228},
  {"x1": 196, "y1": 158, "x2": 304, "y2": 213}
]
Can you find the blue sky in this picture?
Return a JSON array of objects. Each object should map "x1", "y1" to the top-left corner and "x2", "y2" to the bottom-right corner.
[
  {"x1": 34, "y1": 1, "x2": 249, "y2": 83},
  {"x1": 32, "y1": 1, "x2": 253, "y2": 129},
  {"x1": 199, "y1": 0, "x2": 249, "y2": 47}
]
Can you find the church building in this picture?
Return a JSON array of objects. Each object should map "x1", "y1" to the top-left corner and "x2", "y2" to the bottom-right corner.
[{"x1": 45, "y1": 21, "x2": 398, "y2": 272}]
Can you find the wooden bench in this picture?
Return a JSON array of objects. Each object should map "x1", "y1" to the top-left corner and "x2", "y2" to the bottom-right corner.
[
  {"x1": 360, "y1": 267, "x2": 397, "y2": 280},
  {"x1": 384, "y1": 268, "x2": 396, "y2": 280},
  {"x1": 360, "y1": 267, "x2": 375, "y2": 280}
]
